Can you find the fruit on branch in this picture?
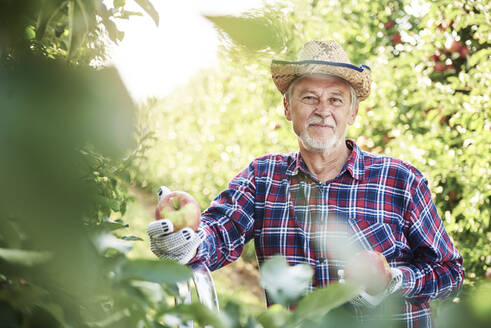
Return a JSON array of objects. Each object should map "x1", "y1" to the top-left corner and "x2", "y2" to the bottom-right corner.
[
  {"x1": 155, "y1": 191, "x2": 201, "y2": 231},
  {"x1": 434, "y1": 61, "x2": 446, "y2": 72},
  {"x1": 392, "y1": 33, "x2": 402, "y2": 44},
  {"x1": 344, "y1": 250, "x2": 391, "y2": 295},
  {"x1": 384, "y1": 20, "x2": 395, "y2": 29},
  {"x1": 448, "y1": 40, "x2": 462, "y2": 53},
  {"x1": 429, "y1": 54, "x2": 440, "y2": 62},
  {"x1": 437, "y1": 20, "x2": 454, "y2": 31},
  {"x1": 459, "y1": 46, "x2": 469, "y2": 58}
]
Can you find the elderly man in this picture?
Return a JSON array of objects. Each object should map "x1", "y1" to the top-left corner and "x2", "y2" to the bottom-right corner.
[{"x1": 149, "y1": 40, "x2": 464, "y2": 327}]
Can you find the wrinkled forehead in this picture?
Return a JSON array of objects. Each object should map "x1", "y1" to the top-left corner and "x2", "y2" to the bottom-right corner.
[{"x1": 289, "y1": 74, "x2": 351, "y2": 95}]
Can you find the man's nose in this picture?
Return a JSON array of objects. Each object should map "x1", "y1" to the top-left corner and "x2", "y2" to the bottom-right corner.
[{"x1": 315, "y1": 99, "x2": 332, "y2": 118}]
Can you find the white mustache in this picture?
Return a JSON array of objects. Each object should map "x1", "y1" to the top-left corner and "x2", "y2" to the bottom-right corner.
[{"x1": 306, "y1": 117, "x2": 336, "y2": 128}]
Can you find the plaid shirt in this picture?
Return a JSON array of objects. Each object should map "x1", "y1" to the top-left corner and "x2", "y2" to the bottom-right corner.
[{"x1": 192, "y1": 140, "x2": 464, "y2": 327}]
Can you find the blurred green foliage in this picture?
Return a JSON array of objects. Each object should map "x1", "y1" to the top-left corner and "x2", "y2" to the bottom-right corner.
[
  {"x1": 0, "y1": 1, "x2": 206, "y2": 327},
  {"x1": 0, "y1": 0, "x2": 158, "y2": 64}
]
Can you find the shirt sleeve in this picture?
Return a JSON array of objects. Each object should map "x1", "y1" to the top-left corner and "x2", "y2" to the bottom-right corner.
[
  {"x1": 188, "y1": 160, "x2": 257, "y2": 271},
  {"x1": 398, "y1": 177, "x2": 464, "y2": 304}
]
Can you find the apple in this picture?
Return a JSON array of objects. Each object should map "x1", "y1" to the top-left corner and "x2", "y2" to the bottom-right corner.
[
  {"x1": 344, "y1": 250, "x2": 391, "y2": 295},
  {"x1": 392, "y1": 33, "x2": 402, "y2": 44},
  {"x1": 429, "y1": 54, "x2": 440, "y2": 62},
  {"x1": 448, "y1": 40, "x2": 462, "y2": 53},
  {"x1": 384, "y1": 20, "x2": 395, "y2": 29},
  {"x1": 434, "y1": 61, "x2": 446, "y2": 72},
  {"x1": 155, "y1": 191, "x2": 201, "y2": 231},
  {"x1": 459, "y1": 46, "x2": 469, "y2": 58},
  {"x1": 437, "y1": 20, "x2": 454, "y2": 31}
]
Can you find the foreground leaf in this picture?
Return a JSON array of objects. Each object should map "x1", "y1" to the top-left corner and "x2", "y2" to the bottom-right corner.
[
  {"x1": 36, "y1": 0, "x2": 63, "y2": 40},
  {"x1": 135, "y1": 0, "x2": 159, "y2": 26},
  {"x1": 205, "y1": 15, "x2": 283, "y2": 51},
  {"x1": 164, "y1": 303, "x2": 225, "y2": 328},
  {"x1": 93, "y1": 233, "x2": 132, "y2": 254},
  {"x1": 119, "y1": 259, "x2": 192, "y2": 284},
  {"x1": 67, "y1": 0, "x2": 89, "y2": 58},
  {"x1": 100, "y1": 218, "x2": 129, "y2": 231},
  {"x1": 292, "y1": 282, "x2": 361, "y2": 324},
  {"x1": 0, "y1": 248, "x2": 52, "y2": 266},
  {"x1": 259, "y1": 256, "x2": 313, "y2": 306},
  {"x1": 256, "y1": 304, "x2": 292, "y2": 328}
]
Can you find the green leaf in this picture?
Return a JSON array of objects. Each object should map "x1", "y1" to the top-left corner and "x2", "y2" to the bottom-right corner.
[
  {"x1": 0, "y1": 219, "x2": 23, "y2": 249},
  {"x1": 256, "y1": 304, "x2": 292, "y2": 328},
  {"x1": 110, "y1": 199, "x2": 121, "y2": 212},
  {"x1": 119, "y1": 10, "x2": 144, "y2": 19},
  {"x1": 245, "y1": 315, "x2": 262, "y2": 328},
  {"x1": 204, "y1": 15, "x2": 284, "y2": 51},
  {"x1": 134, "y1": 0, "x2": 159, "y2": 26},
  {"x1": 38, "y1": 303, "x2": 67, "y2": 327},
  {"x1": 93, "y1": 233, "x2": 132, "y2": 254},
  {"x1": 36, "y1": 0, "x2": 62, "y2": 40},
  {"x1": 469, "y1": 48, "x2": 491, "y2": 67},
  {"x1": 470, "y1": 280, "x2": 491, "y2": 321},
  {"x1": 98, "y1": 3, "x2": 124, "y2": 43},
  {"x1": 164, "y1": 303, "x2": 225, "y2": 328},
  {"x1": 114, "y1": 0, "x2": 126, "y2": 9},
  {"x1": 0, "y1": 301, "x2": 20, "y2": 328},
  {"x1": 67, "y1": 0, "x2": 89, "y2": 58},
  {"x1": 222, "y1": 302, "x2": 241, "y2": 328},
  {"x1": 0, "y1": 281, "x2": 49, "y2": 309},
  {"x1": 119, "y1": 259, "x2": 192, "y2": 284},
  {"x1": 100, "y1": 218, "x2": 129, "y2": 231},
  {"x1": 259, "y1": 256, "x2": 313, "y2": 306},
  {"x1": 130, "y1": 280, "x2": 165, "y2": 304},
  {"x1": 0, "y1": 248, "x2": 52, "y2": 267},
  {"x1": 25, "y1": 26, "x2": 36, "y2": 40},
  {"x1": 292, "y1": 283, "x2": 361, "y2": 324}
]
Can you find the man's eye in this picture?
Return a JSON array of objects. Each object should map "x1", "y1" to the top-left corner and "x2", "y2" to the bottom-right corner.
[
  {"x1": 331, "y1": 98, "x2": 342, "y2": 104},
  {"x1": 302, "y1": 96, "x2": 318, "y2": 104}
]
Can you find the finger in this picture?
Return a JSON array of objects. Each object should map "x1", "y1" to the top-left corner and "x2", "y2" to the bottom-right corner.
[
  {"x1": 151, "y1": 228, "x2": 196, "y2": 253},
  {"x1": 158, "y1": 185, "x2": 171, "y2": 201},
  {"x1": 147, "y1": 219, "x2": 174, "y2": 238}
]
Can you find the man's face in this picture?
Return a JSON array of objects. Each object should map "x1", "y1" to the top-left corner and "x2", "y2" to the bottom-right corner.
[{"x1": 284, "y1": 76, "x2": 358, "y2": 153}]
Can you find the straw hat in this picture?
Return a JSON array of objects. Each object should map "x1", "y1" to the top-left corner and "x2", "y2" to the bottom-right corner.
[{"x1": 271, "y1": 40, "x2": 371, "y2": 101}]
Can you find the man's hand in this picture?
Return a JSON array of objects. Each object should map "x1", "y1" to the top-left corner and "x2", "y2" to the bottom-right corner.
[
  {"x1": 344, "y1": 250, "x2": 392, "y2": 295},
  {"x1": 148, "y1": 186, "x2": 202, "y2": 264},
  {"x1": 339, "y1": 250, "x2": 403, "y2": 308},
  {"x1": 148, "y1": 219, "x2": 201, "y2": 264}
]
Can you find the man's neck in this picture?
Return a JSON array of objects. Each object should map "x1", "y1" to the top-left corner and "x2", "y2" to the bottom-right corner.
[{"x1": 299, "y1": 140, "x2": 351, "y2": 183}]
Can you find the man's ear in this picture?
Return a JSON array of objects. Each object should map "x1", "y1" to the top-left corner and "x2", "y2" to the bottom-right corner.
[
  {"x1": 347, "y1": 104, "x2": 359, "y2": 125},
  {"x1": 284, "y1": 96, "x2": 292, "y2": 121}
]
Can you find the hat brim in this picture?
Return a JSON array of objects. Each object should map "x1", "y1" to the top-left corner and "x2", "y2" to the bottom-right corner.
[{"x1": 271, "y1": 60, "x2": 371, "y2": 101}]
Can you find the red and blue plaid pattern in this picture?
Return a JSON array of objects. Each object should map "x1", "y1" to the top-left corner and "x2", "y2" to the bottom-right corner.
[{"x1": 192, "y1": 140, "x2": 464, "y2": 327}]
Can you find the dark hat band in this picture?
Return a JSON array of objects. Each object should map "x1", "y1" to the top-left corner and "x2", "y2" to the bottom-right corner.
[{"x1": 272, "y1": 60, "x2": 371, "y2": 72}]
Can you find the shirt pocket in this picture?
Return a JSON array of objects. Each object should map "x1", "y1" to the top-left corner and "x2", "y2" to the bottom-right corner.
[{"x1": 347, "y1": 214, "x2": 401, "y2": 260}]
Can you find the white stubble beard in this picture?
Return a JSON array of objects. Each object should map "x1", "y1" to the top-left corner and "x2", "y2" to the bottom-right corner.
[{"x1": 297, "y1": 117, "x2": 346, "y2": 154}]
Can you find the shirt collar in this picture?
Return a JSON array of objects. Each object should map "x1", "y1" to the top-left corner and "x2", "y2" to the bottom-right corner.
[
  {"x1": 344, "y1": 139, "x2": 365, "y2": 181},
  {"x1": 286, "y1": 139, "x2": 365, "y2": 181}
]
